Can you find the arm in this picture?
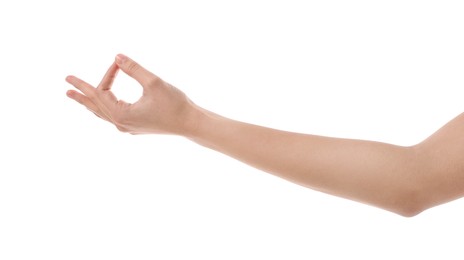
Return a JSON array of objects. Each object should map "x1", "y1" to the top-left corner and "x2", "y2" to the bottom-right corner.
[
  {"x1": 66, "y1": 54, "x2": 464, "y2": 217},
  {"x1": 191, "y1": 110, "x2": 464, "y2": 217}
]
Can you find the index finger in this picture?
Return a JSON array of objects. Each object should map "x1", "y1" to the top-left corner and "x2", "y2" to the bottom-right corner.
[{"x1": 98, "y1": 62, "x2": 119, "y2": 91}]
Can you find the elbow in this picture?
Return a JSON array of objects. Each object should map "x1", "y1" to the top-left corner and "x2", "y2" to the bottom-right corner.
[
  {"x1": 391, "y1": 189, "x2": 427, "y2": 218},
  {"x1": 395, "y1": 202, "x2": 424, "y2": 218},
  {"x1": 391, "y1": 147, "x2": 429, "y2": 218},
  {"x1": 368, "y1": 179, "x2": 426, "y2": 217},
  {"x1": 392, "y1": 176, "x2": 429, "y2": 218},
  {"x1": 391, "y1": 182, "x2": 429, "y2": 218}
]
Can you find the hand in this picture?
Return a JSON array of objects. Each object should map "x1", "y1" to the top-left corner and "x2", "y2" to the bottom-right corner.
[{"x1": 66, "y1": 54, "x2": 199, "y2": 135}]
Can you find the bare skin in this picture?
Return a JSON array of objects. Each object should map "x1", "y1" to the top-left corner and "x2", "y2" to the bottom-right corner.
[{"x1": 66, "y1": 54, "x2": 464, "y2": 217}]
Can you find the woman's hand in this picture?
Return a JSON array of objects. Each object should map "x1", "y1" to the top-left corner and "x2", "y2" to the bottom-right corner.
[{"x1": 66, "y1": 54, "x2": 200, "y2": 136}]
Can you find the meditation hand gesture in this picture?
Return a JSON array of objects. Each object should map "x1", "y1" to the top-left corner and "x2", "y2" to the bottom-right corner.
[{"x1": 66, "y1": 54, "x2": 199, "y2": 136}]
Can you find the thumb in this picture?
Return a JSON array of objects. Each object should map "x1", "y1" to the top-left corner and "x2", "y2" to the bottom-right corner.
[{"x1": 115, "y1": 54, "x2": 157, "y2": 87}]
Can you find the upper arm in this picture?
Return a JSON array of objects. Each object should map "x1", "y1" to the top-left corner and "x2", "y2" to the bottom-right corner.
[{"x1": 414, "y1": 113, "x2": 464, "y2": 212}]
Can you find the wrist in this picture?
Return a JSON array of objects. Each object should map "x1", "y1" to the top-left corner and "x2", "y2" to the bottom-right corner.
[
  {"x1": 183, "y1": 103, "x2": 224, "y2": 144},
  {"x1": 181, "y1": 101, "x2": 211, "y2": 139}
]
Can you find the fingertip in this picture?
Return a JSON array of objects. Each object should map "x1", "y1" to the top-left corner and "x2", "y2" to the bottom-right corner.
[
  {"x1": 115, "y1": 54, "x2": 127, "y2": 65},
  {"x1": 65, "y1": 75, "x2": 74, "y2": 83},
  {"x1": 66, "y1": 90, "x2": 74, "y2": 98}
]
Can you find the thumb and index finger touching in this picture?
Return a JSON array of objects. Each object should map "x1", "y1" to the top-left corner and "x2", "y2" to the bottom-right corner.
[
  {"x1": 114, "y1": 54, "x2": 157, "y2": 88},
  {"x1": 96, "y1": 54, "x2": 156, "y2": 107},
  {"x1": 98, "y1": 54, "x2": 153, "y2": 91},
  {"x1": 66, "y1": 54, "x2": 154, "y2": 115}
]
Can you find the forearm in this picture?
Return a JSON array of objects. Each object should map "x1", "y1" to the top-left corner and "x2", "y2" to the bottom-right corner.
[{"x1": 188, "y1": 108, "x2": 421, "y2": 216}]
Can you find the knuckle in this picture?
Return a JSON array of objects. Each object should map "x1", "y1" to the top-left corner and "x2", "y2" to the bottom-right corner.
[
  {"x1": 105, "y1": 74, "x2": 116, "y2": 85},
  {"x1": 147, "y1": 76, "x2": 162, "y2": 88},
  {"x1": 112, "y1": 112, "x2": 129, "y2": 127},
  {"x1": 116, "y1": 125, "x2": 128, "y2": 133},
  {"x1": 86, "y1": 89, "x2": 98, "y2": 100},
  {"x1": 74, "y1": 96, "x2": 85, "y2": 105},
  {"x1": 127, "y1": 61, "x2": 140, "y2": 74},
  {"x1": 92, "y1": 112, "x2": 104, "y2": 120},
  {"x1": 112, "y1": 114, "x2": 124, "y2": 125},
  {"x1": 114, "y1": 118, "x2": 129, "y2": 132}
]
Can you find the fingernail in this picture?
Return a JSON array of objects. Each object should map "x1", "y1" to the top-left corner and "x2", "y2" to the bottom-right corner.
[{"x1": 115, "y1": 54, "x2": 127, "y2": 64}]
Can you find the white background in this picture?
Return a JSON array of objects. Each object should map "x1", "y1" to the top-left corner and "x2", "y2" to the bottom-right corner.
[{"x1": 1, "y1": 0, "x2": 463, "y2": 259}]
